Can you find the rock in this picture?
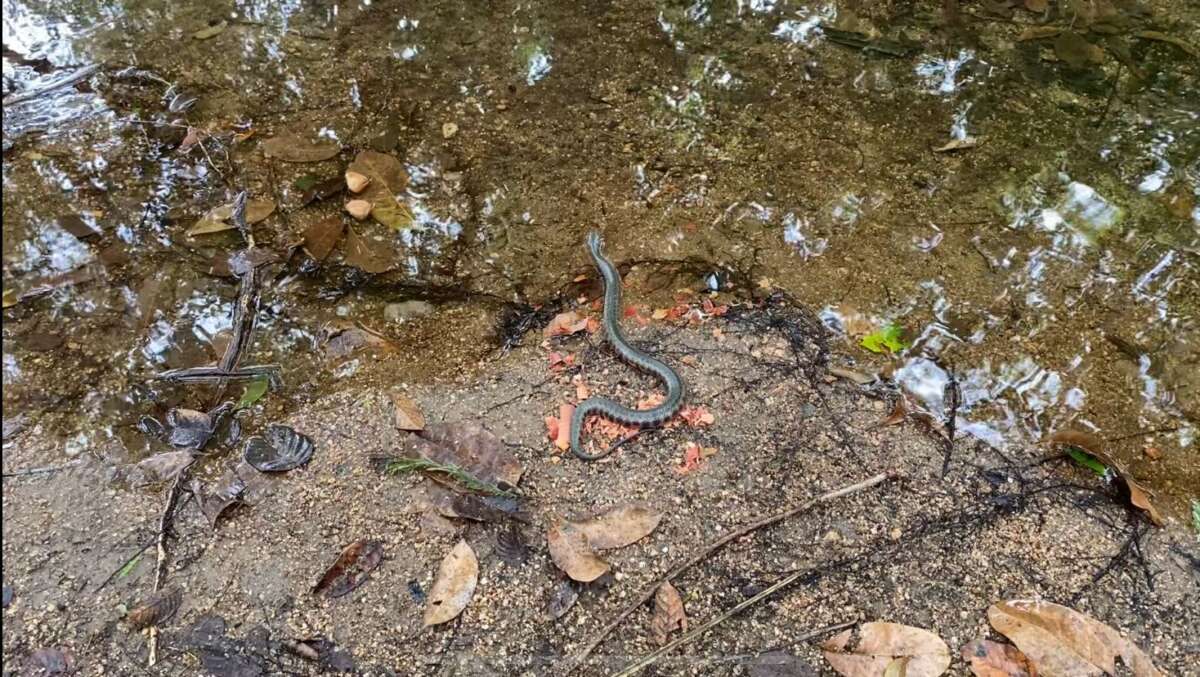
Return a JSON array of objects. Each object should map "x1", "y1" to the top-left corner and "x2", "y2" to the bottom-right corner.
[{"x1": 384, "y1": 301, "x2": 434, "y2": 322}]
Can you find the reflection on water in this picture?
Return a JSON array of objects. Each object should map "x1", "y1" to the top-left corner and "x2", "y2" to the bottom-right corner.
[{"x1": 1, "y1": 0, "x2": 1198, "y2": 510}]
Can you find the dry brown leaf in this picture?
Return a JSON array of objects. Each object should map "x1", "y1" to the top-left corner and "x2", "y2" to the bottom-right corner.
[
  {"x1": 823, "y1": 622, "x2": 951, "y2": 677},
  {"x1": 424, "y1": 540, "x2": 478, "y2": 626},
  {"x1": 544, "y1": 310, "x2": 590, "y2": 338},
  {"x1": 302, "y1": 215, "x2": 345, "y2": 262},
  {"x1": 649, "y1": 582, "x2": 687, "y2": 645},
  {"x1": 126, "y1": 588, "x2": 182, "y2": 629},
  {"x1": 1054, "y1": 32, "x2": 1105, "y2": 68},
  {"x1": 960, "y1": 638, "x2": 1037, "y2": 677},
  {"x1": 1047, "y1": 431, "x2": 1163, "y2": 526},
  {"x1": 392, "y1": 393, "x2": 425, "y2": 431},
  {"x1": 187, "y1": 199, "x2": 276, "y2": 236},
  {"x1": 884, "y1": 657, "x2": 911, "y2": 677},
  {"x1": 1135, "y1": 30, "x2": 1200, "y2": 59},
  {"x1": 410, "y1": 422, "x2": 524, "y2": 488},
  {"x1": 547, "y1": 521, "x2": 610, "y2": 582},
  {"x1": 312, "y1": 540, "x2": 384, "y2": 598},
  {"x1": 882, "y1": 397, "x2": 908, "y2": 426},
  {"x1": 568, "y1": 503, "x2": 662, "y2": 549},
  {"x1": 988, "y1": 600, "x2": 1163, "y2": 677},
  {"x1": 675, "y1": 441, "x2": 706, "y2": 475},
  {"x1": 1122, "y1": 479, "x2": 1164, "y2": 527},
  {"x1": 1046, "y1": 430, "x2": 1112, "y2": 464}
]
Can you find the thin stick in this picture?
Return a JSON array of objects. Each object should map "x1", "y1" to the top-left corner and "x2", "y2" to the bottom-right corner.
[
  {"x1": 3, "y1": 64, "x2": 102, "y2": 105},
  {"x1": 148, "y1": 463, "x2": 193, "y2": 666},
  {"x1": 616, "y1": 602, "x2": 854, "y2": 677},
  {"x1": 563, "y1": 471, "x2": 896, "y2": 673},
  {"x1": 1, "y1": 458, "x2": 83, "y2": 478}
]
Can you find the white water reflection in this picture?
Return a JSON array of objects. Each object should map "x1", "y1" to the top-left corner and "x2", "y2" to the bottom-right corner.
[{"x1": 915, "y1": 49, "x2": 976, "y2": 95}]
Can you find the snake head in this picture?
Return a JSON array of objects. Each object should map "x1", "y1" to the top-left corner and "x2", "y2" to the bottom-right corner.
[{"x1": 586, "y1": 231, "x2": 604, "y2": 255}]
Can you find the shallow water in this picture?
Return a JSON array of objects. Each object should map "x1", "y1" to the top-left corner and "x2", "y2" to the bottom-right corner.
[{"x1": 3, "y1": 0, "x2": 1198, "y2": 513}]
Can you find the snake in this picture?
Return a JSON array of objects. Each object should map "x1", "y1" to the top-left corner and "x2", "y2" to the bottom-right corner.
[{"x1": 570, "y1": 231, "x2": 686, "y2": 461}]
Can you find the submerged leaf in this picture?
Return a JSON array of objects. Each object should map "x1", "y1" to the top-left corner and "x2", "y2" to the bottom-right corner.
[
  {"x1": 193, "y1": 21, "x2": 227, "y2": 40},
  {"x1": 263, "y1": 132, "x2": 340, "y2": 163},
  {"x1": 312, "y1": 540, "x2": 384, "y2": 598},
  {"x1": 302, "y1": 215, "x2": 345, "y2": 262},
  {"x1": 860, "y1": 324, "x2": 908, "y2": 354},
  {"x1": 1054, "y1": 32, "x2": 1105, "y2": 68},
  {"x1": 405, "y1": 422, "x2": 524, "y2": 489},
  {"x1": 347, "y1": 150, "x2": 413, "y2": 230},
  {"x1": 187, "y1": 199, "x2": 275, "y2": 236},
  {"x1": 343, "y1": 227, "x2": 395, "y2": 274},
  {"x1": 424, "y1": 540, "x2": 478, "y2": 626}
]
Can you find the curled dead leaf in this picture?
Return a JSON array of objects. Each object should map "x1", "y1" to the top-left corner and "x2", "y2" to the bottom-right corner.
[
  {"x1": 347, "y1": 150, "x2": 413, "y2": 230},
  {"x1": 988, "y1": 600, "x2": 1162, "y2": 677},
  {"x1": 302, "y1": 215, "x2": 345, "y2": 262},
  {"x1": 547, "y1": 521, "x2": 610, "y2": 582},
  {"x1": 544, "y1": 310, "x2": 590, "y2": 338},
  {"x1": 822, "y1": 622, "x2": 951, "y2": 677},
  {"x1": 649, "y1": 582, "x2": 687, "y2": 645},
  {"x1": 262, "y1": 132, "x2": 340, "y2": 163},
  {"x1": 424, "y1": 540, "x2": 478, "y2": 626}
]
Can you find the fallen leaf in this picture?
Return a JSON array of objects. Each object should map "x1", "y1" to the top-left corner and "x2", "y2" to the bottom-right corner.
[
  {"x1": 1054, "y1": 32, "x2": 1105, "y2": 68},
  {"x1": 548, "y1": 352, "x2": 575, "y2": 372},
  {"x1": 186, "y1": 199, "x2": 276, "y2": 236},
  {"x1": 424, "y1": 540, "x2": 478, "y2": 625},
  {"x1": 128, "y1": 450, "x2": 194, "y2": 485},
  {"x1": 1047, "y1": 430, "x2": 1163, "y2": 526},
  {"x1": 127, "y1": 588, "x2": 183, "y2": 629},
  {"x1": 243, "y1": 424, "x2": 315, "y2": 473},
  {"x1": 322, "y1": 321, "x2": 396, "y2": 359},
  {"x1": 960, "y1": 638, "x2": 1036, "y2": 677},
  {"x1": 496, "y1": 524, "x2": 529, "y2": 565},
  {"x1": 299, "y1": 175, "x2": 345, "y2": 206},
  {"x1": 861, "y1": 324, "x2": 908, "y2": 354},
  {"x1": 347, "y1": 150, "x2": 413, "y2": 230},
  {"x1": 547, "y1": 521, "x2": 611, "y2": 582},
  {"x1": 1046, "y1": 430, "x2": 1111, "y2": 464},
  {"x1": 543, "y1": 579, "x2": 580, "y2": 621},
  {"x1": 407, "y1": 421, "x2": 524, "y2": 488},
  {"x1": 544, "y1": 310, "x2": 590, "y2": 338},
  {"x1": 934, "y1": 137, "x2": 979, "y2": 153},
  {"x1": 343, "y1": 227, "x2": 394, "y2": 274},
  {"x1": 988, "y1": 600, "x2": 1163, "y2": 677},
  {"x1": 554, "y1": 404, "x2": 574, "y2": 451},
  {"x1": 302, "y1": 215, "x2": 345, "y2": 261},
  {"x1": 649, "y1": 582, "x2": 687, "y2": 645},
  {"x1": 745, "y1": 651, "x2": 818, "y2": 677},
  {"x1": 237, "y1": 379, "x2": 269, "y2": 409},
  {"x1": 568, "y1": 503, "x2": 662, "y2": 549},
  {"x1": 678, "y1": 406, "x2": 715, "y2": 427},
  {"x1": 822, "y1": 622, "x2": 951, "y2": 677},
  {"x1": 1134, "y1": 31, "x2": 1200, "y2": 59},
  {"x1": 884, "y1": 657, "x2": 911, "y2": 677},
  {"x1": 198, "y1": 475, "x2": 245, "y2": 528},
  {"x1": 262, "y1": 132, "x2": 340, "y2": 163},
  {"x1": 881, "y1": 397, "x2": 908, "y2": 426},
  {"x1": 392, "y1": 393, "x2": 425, "y2": 431},
  {"x1": 313, "y1": 540, "x2": 384, "y2": 598},
  {"x1": 676, "y1": 442, "x2": 705, "y2": 474},
  {"x1": 1017, "y1": 26, "x2": 1063, "y2": 41},
  {"x1": 1024, "y1": 0, "x2": 1048, "y2": 12},
  {"x1": 193, "y1": 21, "x2": 227, "y2": 40}
]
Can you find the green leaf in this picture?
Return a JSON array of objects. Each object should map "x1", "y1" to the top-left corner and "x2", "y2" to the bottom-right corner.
[
  {"x1": 1066, "y1": 447, "x2": 1108, "y2": 477},
  {"x1": 860, "y1": 324, "x2": 908, "y2": 354},
  {"x1": 237, "y1": 378, "x2": 269, "y2": 409},
  {"x1": 117, "y1": 553, "x2": 143, "y2": 579}
]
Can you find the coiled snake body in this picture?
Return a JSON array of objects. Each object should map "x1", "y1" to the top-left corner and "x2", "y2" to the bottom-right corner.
[{"x1": 570, "y1": 232, "x2": 685, "y2": 460}]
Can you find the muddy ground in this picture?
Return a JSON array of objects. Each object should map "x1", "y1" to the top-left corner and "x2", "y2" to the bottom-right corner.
[{"x1": 3, "y1": 298, "x2": 1198, "y2": 676}]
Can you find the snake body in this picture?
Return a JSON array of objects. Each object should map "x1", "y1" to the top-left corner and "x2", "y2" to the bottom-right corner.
[{"x1": 570, "y1": 232, "x2": 685, "y2": 460}]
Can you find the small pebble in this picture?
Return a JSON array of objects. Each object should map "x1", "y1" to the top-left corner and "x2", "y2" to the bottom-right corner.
[{"x1": 442, "y1": 122, "x2": 458, "y2": 139}]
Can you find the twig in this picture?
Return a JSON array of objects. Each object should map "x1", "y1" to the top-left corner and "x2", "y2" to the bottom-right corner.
[
  {"x1": 563, "y1": 471, "x2": 896, "y2": 673},
  {"x1": 154, "y1": 364, "x2": 283, "y2": 388},
  {"x1": 3, "y1": 64, "x2": 102, "y2": 105},
  {"x1": 384, "y1": 457, "x2": 518, "y2": 498},
  {"x1": 148, "y1": 463, "x2": 193, "y2": 666},
  {"x1": 618, "y1": 618, "x2": 857, "y2": 677},
  {"x1": 1, "y1": 458, "x2": 84, "y2": 478}
]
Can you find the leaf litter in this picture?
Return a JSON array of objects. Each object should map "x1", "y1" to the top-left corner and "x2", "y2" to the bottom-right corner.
[
  {"x1": 822, "y1": 622, "x2": 951, "y2": 677},
  {"x1": 988, "y1": 600, "x2": 1163, "y2": 677},
  {"x1": 547, "y1": 503, "x2": 663, "y2": 581},
  {"x1": 959, "y1": 639, "x2": 1036, "y2": 677},
  {"x1": 1046, "y1": 430, "x2": 1164, "y2": 526},
  {"x1": 262, "y1": 131, "x2": 340, "y2": 163},
  {"x1": 301, "y1": 215, "x2": 345, "y2": 262},
  {"x1": 648, "y1": 582, "x2": 687, "y2": 645},
  {"x1": 126, "y1": 587, "x2": 183, "y2": 629},
  {"x1": 424, "y1": 540, "x2": 478, "y2": 626},
  {"x1": 312, "y1": 540, "x2": 384, "y2": 599},
  {"x1": 346, "y1": 150, "x2": 414, "y2": 230}
]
